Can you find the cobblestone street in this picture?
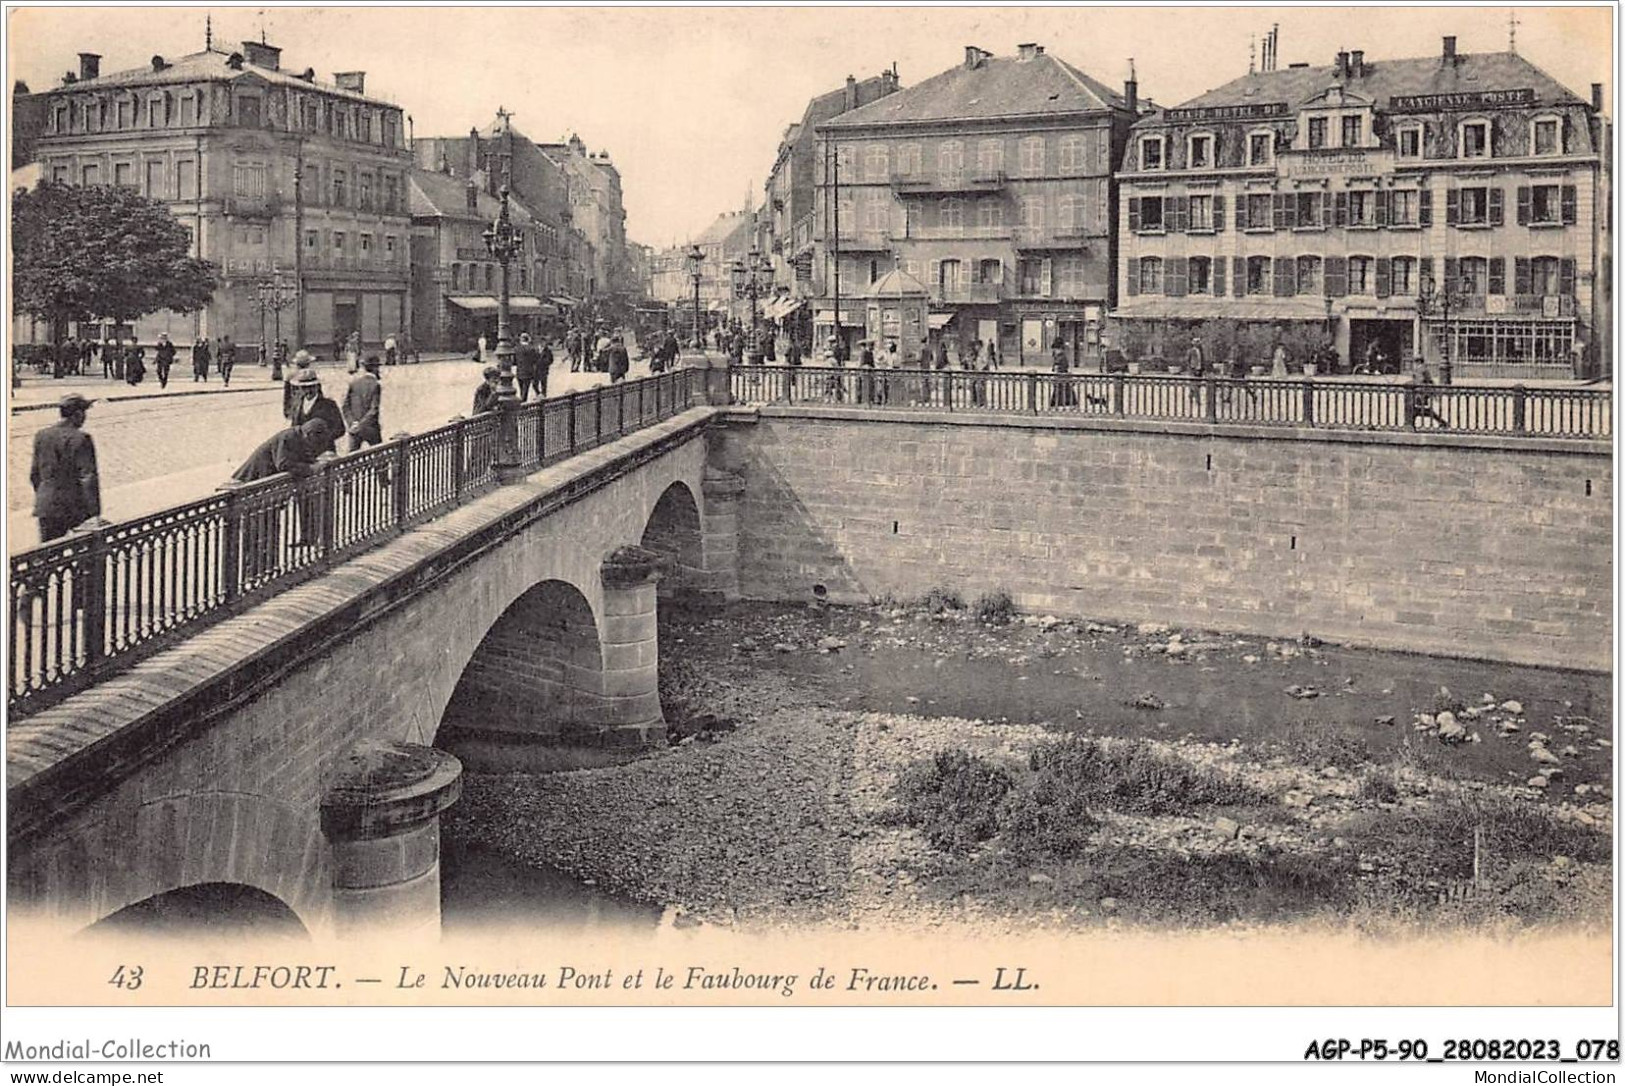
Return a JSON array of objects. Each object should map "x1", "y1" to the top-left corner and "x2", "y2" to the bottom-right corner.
[{"x1": 9, "y1": 356, "x2": 642, "y2": 551}]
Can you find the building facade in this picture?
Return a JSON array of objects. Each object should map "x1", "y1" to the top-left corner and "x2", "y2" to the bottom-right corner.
[
  {"x1": 408, "y1": 167, "x2": 562, "y2": 352},
  {"x1": 1115, "y1": 38, "x2": 1610, "y2": 377},
  {"x1": 816, "y1": 43, "x2": 1139, "y2": 364},
  {"x1": 31, "y1": 41, "x2": 413, "y2": 356}
]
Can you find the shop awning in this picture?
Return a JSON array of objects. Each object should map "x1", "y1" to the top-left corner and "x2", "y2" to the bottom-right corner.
[
  {"x1": 1113, "y1": 298, "x2": 1329, "y2": 322},
  {"x1": 813, "y1": 307, "x2": 863, "y2": 324},
  {"x1": 446, "y1": 295, "x2": 500, "y2": 312},
  {"x1": 549, "y1": 295, "x2": 579, "y2": 307},
  {"x1": 927, "y1": 313, "x2": 956, "y2": 330},
  {"x1": 707, "y1": 299, "x2": 729, "y2": 312}
]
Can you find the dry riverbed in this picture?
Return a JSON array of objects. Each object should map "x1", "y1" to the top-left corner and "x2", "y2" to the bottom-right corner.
[{"x1": 446, "y1": 598, "x2": 1613, "y2": 935}]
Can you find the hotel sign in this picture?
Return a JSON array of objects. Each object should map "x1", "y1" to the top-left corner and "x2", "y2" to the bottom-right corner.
[
  {"x1": 1164, "y1": 101, "x2": 1289, "y2": 123},
  {"x1": 1389, "y1": 88, "x2": 1535, "y2": 112},
  {"x1": 1278, "y1": 148, "x2": 1395, "y2": 178}
]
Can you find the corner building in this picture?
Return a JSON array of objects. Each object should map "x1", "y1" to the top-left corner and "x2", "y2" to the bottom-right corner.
[
  {"x1": 817, "y1": 43, "x2": 1140, "y2": 365},
  {"x1": 31, "y1": 41, "x2": 412, "y2": 356},
  {"x1": 1115, "y1": 38, "x2": 1610, "y2": 378}
]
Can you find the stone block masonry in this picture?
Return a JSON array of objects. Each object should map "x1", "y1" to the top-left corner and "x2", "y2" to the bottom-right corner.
[{"x1": 729, "y1": 408, "x2": 1611, "y2": 671}]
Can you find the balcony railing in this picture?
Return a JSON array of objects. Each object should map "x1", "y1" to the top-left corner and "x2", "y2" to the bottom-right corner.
[
  {"x1": 936, "y1": 282, "x2": 1004, "y2": 304},
  {"x1": 8, "y1": 368, "x2": 704, "y2": 720},
  {"x1": 825, "y1": 231, "x2": 892, "y2": 251},
  {"x1": 907, "y1": 223, "x2": 1013, "y2": 241},
  {"x1": 222, "y1": 195, "x2": 279, "y2": 218},
  {"x1": 302, "y1": 252, "x2": 407, "y2": 274},
  {"x1": 1443, "y1": 294, "x2": 1579, "y2": 318},
  {"x1": 890, "y1": 170, "x2": 1007, "y2": 195}
]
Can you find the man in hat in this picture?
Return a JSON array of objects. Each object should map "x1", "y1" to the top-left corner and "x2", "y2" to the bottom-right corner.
[
  {"x1": 30, "y1": 393, "x2": 102, "y2": 542},
  {"x1": 608, "y1": 334, "x2": 630, "y2": 384},
  {"x1": 286, "y1": 365, "x2": 345, "y2": 457},
  {"x1": 341, "y1": 355, "x2": 384, "y2": 451},
  {"x1": 218, "y1": 336, "x2": 237, "y2": 386},
  {"x1": 473, "y1": 365, "x2": 503, "y2": 415},
  {"x1": 515, "y1": 331, "x2": 541, "y2": 402},
  {"x1": 231, "y1": 417, "x2": 333, "y2": 577},
  {"x1": 154, "y1": 333, "x2": 176, "y2": 389}
]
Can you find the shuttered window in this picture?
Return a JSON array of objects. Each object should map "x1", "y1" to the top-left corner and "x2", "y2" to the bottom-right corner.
[{"x1": 1295, "y1": 256, "x2": 1321, "y2": 295}]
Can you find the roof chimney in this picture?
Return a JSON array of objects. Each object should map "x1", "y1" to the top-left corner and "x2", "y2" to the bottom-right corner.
[
  {"x1": 1592, "y1": 82, "x2": 1604, "y2": 111},
  {"x1": 465, "y1": 179, "x2": 478, "y2": 212},
  {"x1": 241, "y1": 40, "x2": 281, "y2": 70},
  {"x1": 468, "y1": 127, "x2": 481, "y2": 180},
  {"x1": 1349, "y1": 49, "x2": 1364, "y2": 75},
  {"x1": 1125, "y1": 59, "x2": 1138, "y2": 115},
  {"x1": 844, "y1": 74, "x2": 856, "y2": 110},
  {"x1": 1017, "y1": 42, "x2": 1043, "y2": 61},
  {"x1": 964, "y1": 45, "x2": 989, "y2": 70},
  {"x1": 1442, "y1": 36, "x2": 1457, "y2": 64},
  {"x1": 333, "y1": 71, "x2": 366, "y2": 95},
  {"x1": 151, "y1": 55, "x2": 169, "y2": 73},
  {"x1": 1334, "y1": 50, "x2": 1349, "y2": 77},
  {"x1": 226, "y1": 52, "x2": 244, "y2": 70},
  {"x1": 299, "y1": 67, "x2": 316, "y2": 82},
  {"x1": 77, "y1": 52, "x2": 100, "y2": 81}
]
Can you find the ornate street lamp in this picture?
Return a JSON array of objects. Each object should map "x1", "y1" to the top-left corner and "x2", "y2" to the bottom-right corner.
[
  {"x1": 687, "y1": 243, "x2": 705, "y2": 350},
  {"x1": 252, "y1": 265, "x2": 298, "y2": 381},
  {"x1": 482, "y1": 184, "x2": 523, "y2": 478},
  {"x1": 1417, "y1": 275, "x2": 1463, "y2": 385},
  {"x1": 732, "y1": 249, "x2": 771, "y2": 363}
]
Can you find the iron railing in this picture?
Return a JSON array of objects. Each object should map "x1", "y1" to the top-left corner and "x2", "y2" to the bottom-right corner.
[
  {"x1": 728, "y1": 366, "x2": 1612, "y2": 441},
  {"x1": 9, "y1": 368, "x2": 702, "y2": 718}
]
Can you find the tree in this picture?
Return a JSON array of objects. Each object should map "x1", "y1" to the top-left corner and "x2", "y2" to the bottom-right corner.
[{"x1": 11, "y1": 181, "x2": 217, "y2": 342}]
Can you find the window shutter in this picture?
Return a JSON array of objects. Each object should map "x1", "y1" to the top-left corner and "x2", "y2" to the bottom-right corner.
[
  {"x1": 1325, "y1": 255, "x2": 1348, "y2": 297},
  {"x1": 1445, "y1": 187, "x2": 1459, "y2": 225},
  {"x1": 1559, "y1": 257, "x2": 1576, "y2": 297},
  {"x1": 1334, "y1": 191, "x2": 1348, "y2": 226},
  {"x1": 1283, "y1": 193, "x2": 1298, "y2": 229},
  {"x1": 1419, "y1": 256, "x2": 1434, "y2": 293},
  {"x1": 1561, "y1": 184, "x2": 1577, "y2": 225},
  {"x1": 1261, "y1": 259, "x2": 1272, "y2": 295},
  {"x1": 1273, "y1": 193, "x2": 1286, "y2": 231},
  {"x1": 1126, "y1": 257, "x2": 1140, "y2": 296},
  {"x1": 1232, "y1": 256, "x2": 1245, "y2": 298},
  {"x1": 1235, "y1": 195, "x2": 1248, "y2": 230},
  {"x1": 1212, "y1": 193, "x2": 1226, "y2": 232},
  {"x1": 1169, "y1": 195, "x2": 1185, "y2": 233},
  {"x1": 1418, "y1": 188, "x2": 1432, "y2": 226},
  {"x1": 1375, "y1": 257, "x2": 1392, "y2": 297},
  {"x1": 1514, "y1": 256, "x2": 1531, "y2": 295},
  {"x1": 1488, "y1": 257, "x2": 1506, "y2": 295},
  {"x1": 1167, "y1": 256, "x2": 1187, "y2": 297},
  {"x1": 1488, "y1": 187, "x2": 1504, "y2": 226},
  {"x1": 1273, "y1": 256, "x2": 1293, "y2": 297},
  {"x1": 1443, "y1": 257, "x2": 1459, "y2": 295},
  {"x1": 1374, "y1": 189, "x2": 1389, "y2": 227},
  {"x1": 1517, "y1": 185, "x2": 1531, "y2": 225},
  {"x1": 930, "y1": 259, "x2": 943, "y2": 292},
  {"x1": 1128, "y1": 196, "x2": 1141, "y2": 233},
  {"x1": 1040, "y1": 258, "x2": 1053, "y2": 297},
  {"x1": 1212, "y1": 256, "x2": 1226, "y2": 295}
]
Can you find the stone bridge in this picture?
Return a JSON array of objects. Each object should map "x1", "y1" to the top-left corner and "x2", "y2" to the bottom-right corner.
[{"x1": 7, "y1": 396, "x2": 743, "y2": 940}]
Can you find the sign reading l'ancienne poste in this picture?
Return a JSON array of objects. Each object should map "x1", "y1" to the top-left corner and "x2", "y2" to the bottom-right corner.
[{"x1": 1388, "y1": 88, "x2": 1536, "y2": 112}]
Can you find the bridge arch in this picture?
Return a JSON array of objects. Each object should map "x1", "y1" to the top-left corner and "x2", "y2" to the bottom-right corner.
[
  {"x1": 84, "y1": 882, "x2": 308, "y2": 940},
  {"x1": 641, "y1": 480, "x2": 705, "y2": 601},
  {"x1": 11, "y1": 791, "x2": 325, "y2": 935}
]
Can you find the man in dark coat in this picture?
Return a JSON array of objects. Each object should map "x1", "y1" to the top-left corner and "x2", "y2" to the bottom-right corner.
[
  {"x1": 341, "y1": 356, "x2": 384, "y2": 451},
  {"x1": 218, "y1": 336, "x2": 237, "y2": 386},
  {"x1": 233, "y1": 418, "x2": 330, "y2": 484},
  {"x1": 125, "y1": 343, "x2": 146, "y2": 386},
  {"x1": 514, "y1": 332, "x2": 541, "y2": 401},
  {"x1": 537, "y1": 339, "x2": 556, "y2": 398},
  {"x1": 30, "y1": 394, "x2": 102, "y2": 542},
  {"x1": 192, "y1": 337, "x2": 211, "y2": 381},
  {"x1": 608, "y1": 336, "x2": 631, "y2": 383},
  {"x1": 154, "y1": 334, "x2": 176, "y2": 388},
  {"x1": 285, "y1": 367, "x2": 345, "y2": 457},
  {"x1": 231, "y1": 418, "x2": 332, "y2": 576},
  {"x1": 473, "y1": 365, "x2": 502, "y2": 414}
]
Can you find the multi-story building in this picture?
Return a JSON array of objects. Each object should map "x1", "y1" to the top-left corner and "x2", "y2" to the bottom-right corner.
[
  {"x1": 1115, "y1": 37, "x2": 1610, "y2": 377},
  {"x1": 650, "y1": 209, "x2": 757, "y2": 340},
  {"x1": 536, "y1": 134, "x2": 632, "y2": 301},
  {"x1": 759, "y1": 70, "x2": 902, "y2": 343},
  {"x1": 816, "y1": 43, "x2": 1140, "y2": 364},
  {"x1": 408, "y1": 166, "x2": 561, "y2": 352},
  {"x1": 31, "y1": 40, "x2": 413, "y2": 355}
]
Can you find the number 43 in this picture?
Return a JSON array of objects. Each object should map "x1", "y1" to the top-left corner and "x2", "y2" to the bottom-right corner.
[{"x1": 108, "y1": 965, "x2": 143, "y2": 991}]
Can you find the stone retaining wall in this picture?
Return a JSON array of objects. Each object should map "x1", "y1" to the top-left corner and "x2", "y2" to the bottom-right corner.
[{"x1": 727, "y1": 407, "x2": 1612, "y2": 671}]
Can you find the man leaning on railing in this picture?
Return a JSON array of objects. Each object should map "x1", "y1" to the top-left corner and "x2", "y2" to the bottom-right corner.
[
  {"x1": 227, "y1": 417, "x2": 334, "y2": 578},
  {"x1": 30, "y1": 393, "x2": 104, "y2": 543}
]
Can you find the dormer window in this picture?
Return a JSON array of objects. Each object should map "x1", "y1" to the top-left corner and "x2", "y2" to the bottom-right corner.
[
  {"x1": 1531, "y1": 115, "x2": 1562, "y2": 156},
  {"x1": 1187, "y1": 133, "x2": 1214, "y2": 169},
  {"x1": 1140, "y1": 135, "x2": 1165, "y2": 171},
  {"x1": 1396, "y1": 124, "x2": 1422, "y2": 158},
  {"x1": 1247, "y1": 130, "x2": 1273, "y2": 166},
  {"x1": 1460, "y1": 119, "x2": 1490, "y2": 159},
  {"x1": 1340, "y1": 115, "x2": 1363, "y2": 147},
  {"x1": 1307, "y1": 117, "x2": 1327, "y2": 150}
]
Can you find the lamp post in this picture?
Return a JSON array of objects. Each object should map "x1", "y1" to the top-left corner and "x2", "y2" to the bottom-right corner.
[
  {"x1": 732, "y1": 249, "x2": 770, "y2": 363},
  {"x1": 687, "y1": 243, "x2": 705, "y2": 350},
  {"x1": 1417, "y1": 275, "x2": 1461, "y2": 385},
  {"x1": 252, "y1": 266, "x2": 297, "y2": 381},
  {"x1": 482, "y1": 184, "x2": 523, "y2": 479}
]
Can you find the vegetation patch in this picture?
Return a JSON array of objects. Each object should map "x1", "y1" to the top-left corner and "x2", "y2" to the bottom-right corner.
[
  {"x1": 973, "y1": 590, "x2": 1017, "y2": 626},
  {"x1": 915, "y1": 586, "x2": 965, "y2": 614},
  {"x1": 892, "y1": 750, "x2": 1015, "y2": 854}
]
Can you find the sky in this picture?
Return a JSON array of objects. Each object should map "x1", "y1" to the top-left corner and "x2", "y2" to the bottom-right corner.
[{"x1": 7, "y1": 4, "x2": 1614, "y2": 248}]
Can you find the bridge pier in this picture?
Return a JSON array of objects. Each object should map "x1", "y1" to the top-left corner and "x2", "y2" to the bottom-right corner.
[
  {"x1": 320, "y1": 741, "x2": 462, "y2": 941},
  {"x1": 597, "y1": 546, "x2": 667, "y2": 747},
  {"x1": 700, "y1": 469, "x2": 745, "y2": 603}
]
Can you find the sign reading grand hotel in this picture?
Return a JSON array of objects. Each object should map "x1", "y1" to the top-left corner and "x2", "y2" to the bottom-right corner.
[
  {"x1": 1163, "y1": 101, "x2": 1289, "y2": 123},
  {"x1": 1389, "y1": 87, "x2": 1536, "y2": 112}
]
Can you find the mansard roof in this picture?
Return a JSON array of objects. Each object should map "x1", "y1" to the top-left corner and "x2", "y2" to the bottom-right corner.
[{"x1": 825, "y1": 50, "x2": 1125, "y2": 129}]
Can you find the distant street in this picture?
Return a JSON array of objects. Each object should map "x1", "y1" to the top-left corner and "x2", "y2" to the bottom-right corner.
[{"x1": 9, "y1": 355, "x2": 647, "y2": 552}]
